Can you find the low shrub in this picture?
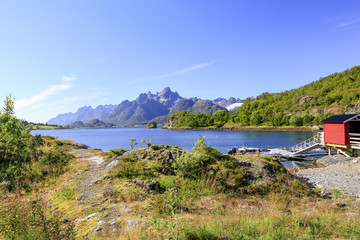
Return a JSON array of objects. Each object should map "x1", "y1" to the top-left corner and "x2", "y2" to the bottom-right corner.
[
  {"x1": 112, "y1": 156, "x2": 162, "y2": 180},
  {"x1": 172, "y1": 151, "x2": 203, "y2": 179},
  {"x1": 0, "y1": 194, "x2": 76, "y2": 239},
  {"x1": 107, "y1": 148, "x2": 127, "y2": 158},
  {"x1": 150, "y1": 144, "x2": 172, "y2": 150},
  {"x1": 0, "y1": 143, "x2": 73, "y2": 191}
]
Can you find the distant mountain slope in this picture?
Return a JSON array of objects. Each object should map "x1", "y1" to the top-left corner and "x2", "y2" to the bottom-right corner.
[
  {"x1": 104, "y1": 87, "x2": 180, "y2": 125},
  {"x1": 213, "y1": 97, "x2": 243, "y2": 108},
  {"x1": 105, "y1": 99, "x2": 169, "y2": 125},
  {"x1": 47, "y1": 87, "x2": 243, "y2": 126},
  {"x1": 151, "y1": 99, "x2": 228, "y2": 124},
  {"x1": 169, "y1": 98, "x2": 228, "y2": 114},
  {"x1": 47, "y1": 104, "x2": 118, "y2": 126},
  {"x1": 104, "y1": 88, "x2": 227, "y2": 125}
]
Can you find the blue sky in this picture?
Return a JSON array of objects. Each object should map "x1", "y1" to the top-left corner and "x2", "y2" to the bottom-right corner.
[{"x1": 1, "y1": 1, "x2": 360, "y2": 123}]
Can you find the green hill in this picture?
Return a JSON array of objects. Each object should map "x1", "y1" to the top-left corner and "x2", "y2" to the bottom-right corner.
[
  {"x1": 244, "y1": 66, "x2": 360, "y2": 114},
  {"x1": 68, "y1": 118, "x2": 115, "y2": 128},
  {"x1": 234, "y1": 65, "x2": 360, "y2": 127},
  {"x1": 167, "y1": 65, "x2": 360, "y2": 128}
]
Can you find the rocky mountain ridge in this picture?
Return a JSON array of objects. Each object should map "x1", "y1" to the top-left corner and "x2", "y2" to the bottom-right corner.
[
  {"x1": 47, "y1": 87, "x2": 243, "y2": 126},
  {"x1": 213, "y1": 97, "x2": 243, "y2": 108},
  {"x1": 47, "y1": 104, "x2": 118, "y2": 126}
]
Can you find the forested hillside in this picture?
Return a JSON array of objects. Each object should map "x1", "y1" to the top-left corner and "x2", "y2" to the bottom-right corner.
[{"x1": 167, "y1": 66, "x2": 360, "y2": 128}]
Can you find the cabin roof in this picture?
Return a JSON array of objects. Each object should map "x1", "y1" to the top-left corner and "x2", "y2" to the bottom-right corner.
[{"x1": 322, "y1": 114, "x2": 360, "y2": 123}]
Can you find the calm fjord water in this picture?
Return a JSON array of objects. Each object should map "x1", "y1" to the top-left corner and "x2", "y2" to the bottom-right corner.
[{"x1": 31, "y1": 127, "x2": 315, "y2": 153}]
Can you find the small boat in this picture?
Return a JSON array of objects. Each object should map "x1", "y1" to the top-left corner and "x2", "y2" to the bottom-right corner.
[{"x1": 228, "y1": 147, "x2": 270, "y2": 155}]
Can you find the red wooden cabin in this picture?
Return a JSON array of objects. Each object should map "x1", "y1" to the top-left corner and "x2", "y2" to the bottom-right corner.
[{"x1": 322, "y1": 114, "x2": 360, "y2": 149}]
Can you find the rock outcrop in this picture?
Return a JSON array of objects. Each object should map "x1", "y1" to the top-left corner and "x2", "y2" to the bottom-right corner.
[{"x1": 297, "y1": 95, "x2": 321, "y2": 106}]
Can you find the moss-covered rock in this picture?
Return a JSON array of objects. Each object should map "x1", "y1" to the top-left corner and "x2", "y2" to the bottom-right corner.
[{"x1": 111, "y1": 144, "x2": 301, "y2": 197}]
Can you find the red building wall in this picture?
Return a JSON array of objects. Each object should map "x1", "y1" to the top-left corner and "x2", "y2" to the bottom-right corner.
[{"x1": 324, "y1": 122, "x2": 350, "y2": 146}]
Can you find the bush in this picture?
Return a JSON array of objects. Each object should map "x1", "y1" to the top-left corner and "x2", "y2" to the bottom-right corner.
[
  {"x1": 172, "y1": 151, "x2": 203, "y2": 179},
  {"x1": 150, "y1": 144, "x2": 162, "y2": 150},
  {"x1": 107, "y1": 148, "x2": 126, "y2": 158},
  {"x1": 0, "y1": 194, "x2": 76, "y2": 239},
  {"x1": 112, "y1": 156, "x2": 162, "y2": 180},
  {"x1": 150, "y1": 144, "x2": 171, "y2": 150},
  {"x1": 289, "y1": 115, "x2": 303, "y2": 127},
  {"x1": 0, "y1": 138, "x2": 73, "y2": 191}
]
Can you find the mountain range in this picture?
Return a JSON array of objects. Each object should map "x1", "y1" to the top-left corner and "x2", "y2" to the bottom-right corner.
[
  {"x1": 47, "y1": 87, "x2": 243, "y2": 126},
  {"x1": 47, "y1": 105, "x2": 118, "y2": 126}
]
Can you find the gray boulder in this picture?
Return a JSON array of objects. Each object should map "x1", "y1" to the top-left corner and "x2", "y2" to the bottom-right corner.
[{"x1": 316, "y1": 156, "x2": 347, "y2": 167}]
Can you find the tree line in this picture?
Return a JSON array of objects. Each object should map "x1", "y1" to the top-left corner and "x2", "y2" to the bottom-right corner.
[
  {"x1": 169, "y1": 66, "x2": 360, "y2": 128},
  {"x1": 169, "y1": 109, "x2": 332, "y2": 128}
]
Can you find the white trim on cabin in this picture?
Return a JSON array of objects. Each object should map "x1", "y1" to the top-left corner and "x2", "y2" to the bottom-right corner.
[{"x1": 344, "y1": 114, "x2": 360, "y2": 123}]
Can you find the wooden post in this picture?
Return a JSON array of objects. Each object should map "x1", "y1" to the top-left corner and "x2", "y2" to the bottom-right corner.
[{"x1": 353, "y1": 149, "x2": 358, "y2": 157}]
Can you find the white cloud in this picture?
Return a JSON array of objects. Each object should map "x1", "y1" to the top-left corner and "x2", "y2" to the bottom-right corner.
[
  {"x1": 337, "y1": 18, "x2": 360, "y2": 28},
  {"x1": 15, "y1": 82, "x2": 73, "y2": 111},
  {"x1": 15, "y1": 74, "x2": 78, "y2": 112},
  {"x1": 127, "y1": 61, "x2": 216, "y2": 85},
  {"x1": 175, "y1": 61, "x2": 217, "y2": 74},
  {"x1": 150, "y1": 60, "x2": 217, "y2": 80},
  {"x1": 62, "y1": 74, "x2": 77, "y2": 82}
]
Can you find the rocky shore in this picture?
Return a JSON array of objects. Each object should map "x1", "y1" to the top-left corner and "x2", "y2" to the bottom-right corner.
[
  {"x1": 163, "y1": 126, "x2": 319, "y2": 132},
  {"x1": 296, "y1": 155, "x2": 360, "y2": 197}
]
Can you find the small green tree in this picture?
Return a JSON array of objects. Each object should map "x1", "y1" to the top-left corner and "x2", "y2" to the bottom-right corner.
[
  {"x1": 210, "y1": 110, "x2": 229, "y2": 127},
  {"x1": 146, "y1": 138, "x2": 152, "y2": 148},
  {"x1": 1, "y1": 95, "x2": 15, "y2": 117},
  {"x1": 250, "y1": 111, "x2": 262, "y2": 126},
  {"x1": 146, "y1": 121, "x2": 157, "y2": 128},
  {"x1": 192, "y1": 135, "x2": 207, "y2": 153},
  {"x1": 0, "y1": 95, "x2": 33, "y2": 163},
  {"x1": 172, "y1": 150, "x2": 202, "y2": 178},
  {"x1": 130, "y1": 138, "x2": 138, "y2": 149},
  {"x1": 140, "y1": 139, "x2": 146, "y2": 147},
  {"x1": 289, "y1": 115, "x2": 303, "y2": 127}
]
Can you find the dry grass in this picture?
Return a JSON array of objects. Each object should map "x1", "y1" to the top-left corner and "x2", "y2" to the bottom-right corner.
[
  {"x1": 163, "y1": 192, "x2": 360, "y2": 239},
  {"x1": 3, "y1": 138, "x2": 360, "y2": 240}
]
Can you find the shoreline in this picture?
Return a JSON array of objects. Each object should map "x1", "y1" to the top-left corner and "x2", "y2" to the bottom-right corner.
[
  {"x1": 33, "y1": 125, "x2": 320, "y2": 132},
  {"x1": 162, "y1": 126, "x2": 320, "y2": 132},
  {"x1": 297, "y1": 155, "x2": 360, "y2": 197}
]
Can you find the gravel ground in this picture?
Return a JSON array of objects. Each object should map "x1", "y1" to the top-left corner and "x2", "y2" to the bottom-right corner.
[
  {"x1": 69, "y1": 148, "x2": 142, "y2": 237},
  {"x1": 296, "y1": 155, "x2": 360, "y2": 197}
]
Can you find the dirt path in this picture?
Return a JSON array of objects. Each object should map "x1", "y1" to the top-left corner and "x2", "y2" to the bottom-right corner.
[
  {"x1": 296, "y1": 156, "x2": 360, "y2": 197},
  {"x1": 71, "y1": 149, "x2": 113, "y2": 204},
  {"x1": 69, "y1": 148, "x2": 142, "y2": 238}
]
